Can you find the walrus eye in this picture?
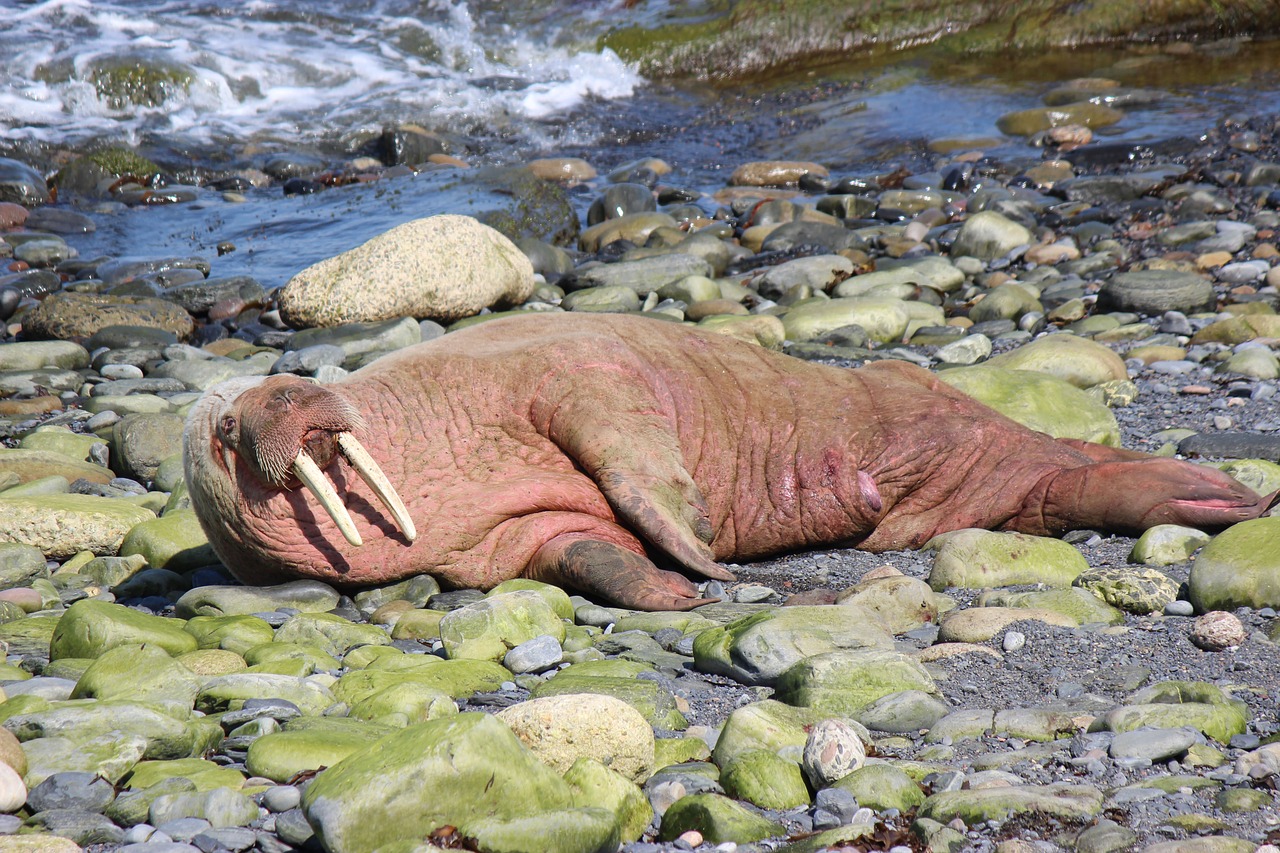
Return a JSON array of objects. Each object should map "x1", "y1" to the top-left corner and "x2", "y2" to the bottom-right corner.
[{"x1": 219, "y1": 415, "x2": 239, "y2": 443}]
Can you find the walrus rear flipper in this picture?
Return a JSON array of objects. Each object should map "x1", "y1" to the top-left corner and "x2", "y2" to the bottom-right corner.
[
  {"x1": 527, "y1": 534, "x2": 720, "y2": 611},
  {"x1": 531, "y1": 366, "x2": 735, "y2": 582},
  {"x1": 1007, "y1": 457, "x2": 1277, "y2": 537}
]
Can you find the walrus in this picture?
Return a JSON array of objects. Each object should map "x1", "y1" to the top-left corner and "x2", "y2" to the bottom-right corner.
[{"x1": 184, "y1": 312, "x2": 1277, "y2": 611}]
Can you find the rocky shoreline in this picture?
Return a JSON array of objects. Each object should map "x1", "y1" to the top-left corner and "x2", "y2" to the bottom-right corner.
[{"x1": 0, "y1": 97, "x2": 1277, "y2": 853}]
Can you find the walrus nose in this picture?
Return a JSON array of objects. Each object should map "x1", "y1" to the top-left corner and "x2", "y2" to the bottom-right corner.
[{"x1": 291, "y1": 432, "x2": 417, "y2": 547}]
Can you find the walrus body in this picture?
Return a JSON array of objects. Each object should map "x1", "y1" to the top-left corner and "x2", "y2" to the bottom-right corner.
[{"x1": 184, "y1": 313, "x2": 1276, "y2": 610}]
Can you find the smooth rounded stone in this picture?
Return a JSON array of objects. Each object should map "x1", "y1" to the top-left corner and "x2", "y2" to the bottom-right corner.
[
  {"x1": 149, "y1": 788, "x2": 259, "y2": 829},
  {"x1": 760, "y1": 220, "x2": 865, "y2": 254},
  {"x1": 801, "y1": 719, "x2": 866, "y2": 787},
  {"x1": 697, "y1": 314, "x2": 786, "y2": 349},
  {"x1": 1072, "y1": 566, "x2": 1180, "y2": 615},
  {"x1": 162, "y1": 274, "x2": 266, "y2": 315},
  {"x1": 1089, "y1": 682, "x2": 1248, "y2": 743},
  {"x1": 923, "y1": 783, "x2": 1105, "y2": 830},
  {"x1": 259, "y1": 785, "x2": 302, "y2": 814},
  {"x1": 0, "y1": 157, "x2": 50, "y2": 206},
  {"x1": 26, "y1": 808, "x2": 124, "y2": 845},
  {"x1": 0, "y1": 341, "x2": 90, "y2": 371},
  {"x1": 711, "y1": 699, "x2": 868, "y2": 767},
  {"x1": 28, "y1": 771, "x2": 116, "y2": 814},
  {"x1": 937, "y1": 365, "x2": 1120, "y2": 445},
  {"x1": 1187, "y1": 517, "x2": 1280, "y2": 611},
  {"x1": 1190, "y1": 611, "x2": 1246, "y2": 651},
  {"x1": 934, "y1": 334, "x2": 991, "y2": 365},
  {"x1": 560, "y1": 285, "x2": 641, "y2": 313},
  {"x1": 14, "y1": 237, "x2": 71, "y2": 266},
  {"x1": 284, "y1": 315, "x2": 420, "y2": 367},
  {"x1": 997, "y1": 101, "x2": 1122, "y2": 136},
  {"x1": 49, "y1": 599, "x2": 197, "y2": 660},
  {"x1": 1097, "y1": 270, "x2": 1216, "y2": 316},
  {"x1": 0, "y1": 492, "x2": 154, "y2": 559},
  {"x1": 530, "y1": 670, "x2": 686, "y2": 732},
  {"x1": 5, "y1": 676, "x2": 74, "y2": 700},
  {"x1": 968, "y1": 283, "x2": 1041, "y2": 323},
  {"x1": 691, "y1": 606, "x2": 893, "y2": 687},
  {"x1": 1221, "y1": 347, "x2": 1280, "y2": 379},
  {"x1": 72, "y1": 644, "x2": 201, "y2": 714},
  {"x1": 1142, "y1": 839, "x2": 1256, "y2": 853},
  {"x1": 984, "y1": 334, "x2": 1127, "y2": 389},
  {"x1": 774, "y1": 649, "x2": 937, "y2": 716},
  {"x1": 562, "y1": 758, "x2": 653, "y2": 844},
  {"x1": 579, "y1": 212, "x2": 677, "y2": 253},
  {"x1": 832, "y1": 763, "x2": 925, "y2": 813},
  {"x1": 243, "y1": 642, "x2": 339, "y2": 674},
  {"x1": 174, "y1": 580, "x2": 340, "y2": 618},
  {"x1": 22, "y1": 292, "x2": 194, "y2": 341},
  {"x1": 0, "y1": 542, "x2": 49, "y2": 588},
  {"x1": 118, "y1": 509, "x2": 216, "y2": 573},
  {"x1": 439, "y1": 590, "x2": 566, "y2": 662},
  {"x1": 657, "y1": 792, "x2": 783, "y2": 844},
  {"x1": 979, "y1": 587, "x2": 1123, "y2": 625},
  {"x1": 835, "y1": 574, "x2": 938, "y2": 634},
  {"x1": 781, "y1": 297, "x2": 914, "y2": 344},
  {"x1": 1130, "y1": 524, "x2": 1212, "y2": 566},
  {"x1": 1179, "y1": 433, "x2": 1280, "y2": 462},
  {"x1": 1108, "y1": 727, "x2": 1199, "y2": 762},
  {"x1": 348, "y1": 680, "x2": 457, "y2": 725},
  {"x1": 571, "y1": 253, "x2": 713, "y2": 297},
  {"x1": 502, "y1": 634, "x2": 564, "y2": 674},
  {"x1": 183, "y1": 615, "x2": 275, "y2": 656},
  {"x1": 496, "y1": 694, "x2": 654, "y2": 782},
  {"x1": 278, "y1": 215, "x2": 534, "y2": 327},
  {"x1": 857, "y1": 690, "x2": 950, "y2": 734},
  {"x1": 0, "y1": 761, "x2": 25, "y2": 812},
  {"x1": 271, "y1": 344, "x2": 346, "y2": 376},
  {"x1": 719, "y1": 750, "x2": 809, "y2": 809},
  {"x1": 268, "y1": 612, "x2": 387, "y2": 659},
  {"x1": 148, "y1": 352, "x2": 276, "y2": 391},
  {"x1": 949, "y1": 211, "x2": 1032, "y2": 261},
  {"x1": 730, "y1": 160, "x2": 827, "y2": 187},
  {"x1": 927, "y1": 529, "x2": 1088, "y2": 591},
  {"x1": 303, "y1": 713, "x2": 615, "y2": 853},
  {"x1": 1191, "y1": 314, "x2": 1280, "y2": 345},
  {"x1": 333, "y1": 659, "x2": 510, "y2": 706},
  {"x1": 654, "y1": 275, "x2": 720, "y2": 306},
  {"x1": 195, "y1": 672, "x2": 333, "y2": 717},
  {"x1": 936, "y1": 607, "x2": 1076, "y2": 643},
  {"x1": 1235, "y1": 742, "x2": 1280, "y2": 778},
  {"x1": 0, "y1": 448, "x2": 112, "y2": 487},
  {"x1": 245, "y1": 725, "x2": 384, "y2": 782},
  {"x1": 756, "y1": 255, "x2": 854, "y2": 298},
  {"x1": 1074, "y1": 817, "x2": 1137, "y2": 853},
  {"x1": 588, "y1": 183, "x2": 656, "y2": 224}
]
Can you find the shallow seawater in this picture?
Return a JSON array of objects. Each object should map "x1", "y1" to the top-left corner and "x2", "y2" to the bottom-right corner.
[{"x1": 5, "y1": 0, "x2": 1280, "y2": 288}]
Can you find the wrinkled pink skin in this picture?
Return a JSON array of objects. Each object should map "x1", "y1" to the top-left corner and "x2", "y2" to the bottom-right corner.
[{"x1": 184, "y1": 313, "x2": 1277, "y2": 610}]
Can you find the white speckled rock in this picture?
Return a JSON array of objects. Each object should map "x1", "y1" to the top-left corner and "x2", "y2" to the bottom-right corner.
[
  {"x1": 278, "y1": 214, "x2": 535, "y2": 327},
  {"x1": 496, "y1": 694, "x2": 655, "y2": 782}
]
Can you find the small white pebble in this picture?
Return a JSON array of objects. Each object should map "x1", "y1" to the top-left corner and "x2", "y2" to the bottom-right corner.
[{"x1": 1002, "y1": 630, "x2": 1026, "y2": 652}]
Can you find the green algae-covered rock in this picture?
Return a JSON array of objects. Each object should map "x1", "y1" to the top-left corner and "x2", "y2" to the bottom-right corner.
[
  {"x1": 243, "y1": 642, "x2": 342, "y2": 672},
  {"x1": 918, "y1": 783, "x2": 1104, "y2": 825},
  {"x1": 149, "y1": 787, "x2": 260, "y2": 828},
  {"x1": 7, "y1": 701, "x2": 220, "y2": 762},
  {"x1": 496, "y1": 694, "x2": 654, "y2": 782},
  {"x1": 835, "y1": 575, "x2": 939, "y2": 634},
  {"x1": 693, "y1": 606, "x2": 893, "y2": 687},
  {"x1": 348, "y1": 681, "x2": 458, "y2": 726},
  {"x1": 1130, "y1": 524, "x2": 1212, "y2": 567},
  {"x1": 0, "y1": 542, "x2": 50, "y2": 589},
  {"x1": 50, "y1": 599, "x2": 198, "y2": 660},
  {"x1": 333, "y1": 658, "x2": 511, "y2": 704},
  {"x1": 1073, "y1": 566, "x2": 1180, "y2": 614},
  {"x1": 1090, "y1": 681, "x2": 1249, "y2": 744},
  {"x1": 1216, "y1": 458, "x2": 1280, "y2": 497},
  {"x1": 273, "y1": 611, "x2": 391, "y2": 657},
  {"x1": 71, "y1": 643, "x2": 201, "y2": 715},
  {"x1": 0, "y1": 493, "x2": 154, "y2": 558},
  {"x1": 655, "y1": 737, "x2": 711, "y2": 768},
  {"x1": 530, "y1": 672, "x2": 686, "y2": 731},
  {"x1": 1188, "y1": 517, "x2": 1280, "y2": 611},
  {"x1": 22, "y1": 731, "x2": 149, "y2": 788},
  {"x1": 832, "y1": 763, "x2": 925, "y2": 812},
  {"x1": 303, "y1": 713, "x2": 618, "y2": 853},
  {"x1": 440, "y1": 590, "x2": 567, "y2": 662},
  {"x1": 721, "y1": 750, "x2": 810, "y2": 809},
  {"x1": 977, "y1": 587, "x2": 1124, "y2": 625},
  {"x1": 246, "y1": 726, "x2": 385, "y2": 782},
  {"x1": 774, "y1": 649, "x2": 937, "y2": 716},
  {"x1": 195, "y1": 673, "x2": 335, "y2": 716},
  {"x1": 118, "y1": 508, "x2": 218, "y2": 572},
  {"x1": 938, "y1": 366, "x2": 1120, "y2": 445},
  {"x1": 109, "y1": 776, "x2": 197, "y2": 827},
  {"x1": 487, "y1": 579, "x2": 576, "y2": 620},
  {"x1": 175, "y1": 580, "x2": 341, "y2": 617},
  {"x1": 950, "y1": 210, "x2": 1033, "y2": 259},
  {"x1": 564, "y1": 758, "x2": 653, "y2": 843},
  {"x1": 657, "y1": 792, "x2": 784, "y2": 844},
  {"x1": 927, "y1": 528, "x2": 1089, "y2": 591},
  {"x1": 124, "y1": 758, "x2": 245, "y2": 791},
  {"x1": 984, "y1": 334, "x2": 1127, "y2": 389},
  {"x1": 712, "y1": 699, "x2": 870, "y2": 767},
  {"x1": 184, "y1": 614, "x2": 276, "y2": 655},
  {"x1": 0, "y1": 612, "x2": 59, "y2": 657},
  {"x1": 782, "y1": 297, "x2": 928, "y2": 344}
]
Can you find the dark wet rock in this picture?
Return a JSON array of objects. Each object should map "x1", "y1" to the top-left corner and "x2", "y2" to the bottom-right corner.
[
  {"x1": 1178, "y1": 433, "x2": 1280, "y2": 461},
  {"x1": 588, "y1": 183, "x2": 657, "y2": 225},
  {"x1": 378, "y1": 125, "x2": 449, "y2": 166},
  {"x1": 24, "y1": 208, "x2": 96, "y2": 235},
  {"x1": 1096, "y1": 270, "x2": 1216, "y2": 315},
  {"x1": 0, "y1": 158, "x2": 52, "y2": 207},
  {"x1": 163, "y1": 276, "x2": 267, "y2": 315},
  {"x1": 0, "y1": 269, "x2": 62, "y2": 299},
  {"x1": 52, "y1": 148, "x2": 163, "y2": 198},
  {"x1": 21, "y1": 292, "x2": 194, "y2": 342},
  {"x1": 92, "y1": 256, "x2": 210, "y2": 286},
  {"x1": 28, "y1": 771, "x2": 116, "y2": 813}
]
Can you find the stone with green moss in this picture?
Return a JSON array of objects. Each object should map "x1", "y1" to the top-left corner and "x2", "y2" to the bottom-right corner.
[
  {"x1": 246, "y1": 726, "x2": 386, "y2": 783},
  {"x1": 712, "y1": 700, "x2": 870, "y2": 767},
  {"x1": 195, "y1": 673, "x2": 335, "y2": 716},
  {"x1": 50, "y1": 599, "x2": 198, "y2": 660},
  {"x1": 71, "y1": 643, "x2": 201, "y2": 715},
  {"x1": 530, "y1": 672, "x2": 686, "y2": 731},
  {"x1": 332, "y1": 658, "x2": 511, "y2": 704},
  {"x1": 720, "y1": 750, "x2": 810, "y2": 809},
  {"x1": 774, "y1": 649, "x2": 938, "y2": 716},
  {"x1": 440, "y1": 590, "x2": 566, "y2": 662},
  {"x1": 918, "y1": 783, "x2": 1103, "y2": 826},
  {"x1": 564, "y1": 758, "x2": 653, "y2": 843},
  {"x1": 657, "y1": 793, "x2": 784, "y2": 844},
  {"x1": 833, "y1": 763, "x2": 925, "y2": 812},
  {"x1": 655, "y1": 737, "x2": 711, "y2": 768},
  {"x1": 184, "y1": 614, "x2": 276, "y2": 655},
  {"x1": 273, "y1": 611, "x2": 391, "y2": 657}
]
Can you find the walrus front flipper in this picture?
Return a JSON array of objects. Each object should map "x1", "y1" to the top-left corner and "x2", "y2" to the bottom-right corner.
[
  {"x1": 1006, "y1": 457, "x2": 1278, "y2": 536},
  {"x1": 527, "y1": 534, "x2": 720, "y2": 611},
  {"x1": 532, "y1": 371, "x2": 735, "y2": 582}
]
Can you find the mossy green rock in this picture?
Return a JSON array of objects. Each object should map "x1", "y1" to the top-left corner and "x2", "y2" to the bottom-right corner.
[
  {"x1": 440, "y1": 590, "x2": 567, "y2": 662},
  {"x1": 118, "y1": 508, "x2": 218, "y2": 572},
  {"x1": 950, "y1": 210, "x2": 1032, "y2": 260},
  {"x1": 918, "y1": 783, "x2": 1104, "y2": 825},
  {"x1": 273, "y1": 611, "x2": 391, "y2": 657},
  {"x1": 657, "y1": 792, "x2": 784, "y2": 843},
  {"x1": 71, "y1": 643, "x2": 201, "y2": 714},
  {"x1": 782, "y1": 297, "x2": 934, "y2": 344},
  {"x1": 246, "y1": 727, "x2": 385, "y2": 782},
  {"x1": 1072, "y1": 566, "x2": 1180, "y2": 614},
  {"x1": 1130, "y1": 524, "x2": 1212, "y2": 566},
  {"x1": 1090, "y1": 682, "x2": 1249, "y2": 743},
  {"x1": 333, "y1": 659, "x2": 511, "y2": 704},
  {"x1": 836, "y1": 575, "x2": 939, "y2": 634},
  {"x1": 655, "y1": 737, "x2": 711, "y2": 768},
  {"x1": 984, "y1": 334, "x2": 1127, "y2": 389},
  {"x1": 18, "y1": 427, "x2": 105, "y2": 463},
  {"x1": 938, "y1": 366, "x2": 1121, "y2": 445},
  {"x1": 774, "y1": 649, "x2": 937, "y2": 716},
  {"x1": 50, "y1": 599, "x2": 198, "y2": 660},
  {"x1": 243, "y1": 642, "x2": 342, "y2": 672},
  {"x1": 712, "y1": 699, "x2": 869, "y2": 767},
  {"x1": 1216, "y1": 458, "x2": 1280, "y2": 497},
  {"x1": 1188, "y1": 517, "x2": 1280, "y2": 611},
  {"x1": 1215, "y1": 786, "x2": 1272, "y2": 812},
  {"x1": 108, "y1": 776, "x2": 197, "y2": 826},
  {"x1": 530, "y1": 673, "x2": 686, "y2": 731},
  {"x1": 149, "y1": 787, "x2": 260, "y2": 828},
  {"x1": 174, "y1": 580, "x2": 340, "y2": 618},
  {"x1": 977, "y1": 588, "x2": 1124, "y2": 626},
  {"x1": 22, "y1": 731, "x2": 149, "y2": 788},
  {"x1": 996, "y1": 101, "x2": 1122, "y2": 136},
  {"x1": 125, "y1": 758, "x2": 245, "y2": 791},
  {"x1": 693, "y1": 606, "x2": 893, "y2": 687},
  {"x1": 0, "y1": 613, "x2": 60, "y2": 657},
  {"x1": 0, "y1": 541, "x2": 50, "y2": 589},
  {"x1": 0, "y1": 448, "x2": 113, "y2": 486},
  {"x1": 721, "y1": 750, "x2": 810, "y2": 809},
  {"x1": 927, "y1": 529, "x2": 1089, "y2": 591},
  {"x1": 348, "y1": 681, "x2": 458, "y2": 725},
  {"x1": 564, "y1": 757, "x2": 653, "y2": 843},
  {"x1": 833, "y1": 763, "x2": 925, "y2": 811},
  {"x1": 6, "y1": 701, "x2": 220, "y2": 762},
  {"x1": 303, "y1": 713, "x2": 617, "y2": 853},
  {"x1": 487, "y1": 579, "x2": 575, "y2": 620},
  {"x1": 0, "y1": 493, "x2": 154, "y2": 558},
  {"x1": 195, "y1": 672, "x2": 335, "y2": 716},
  {"x1": 184, "y1": 614, "x2": 276, "y2": 655}
]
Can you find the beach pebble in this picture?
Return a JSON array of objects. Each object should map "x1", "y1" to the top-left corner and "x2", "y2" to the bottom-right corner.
[{"x1": 1190, "y1": 611, "x2": 1246, "y2": 651}]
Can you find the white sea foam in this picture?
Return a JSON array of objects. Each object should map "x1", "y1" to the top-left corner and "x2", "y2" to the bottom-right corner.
[{"x1": 0, "y1": 0, "x2": 644, "y2": 151}]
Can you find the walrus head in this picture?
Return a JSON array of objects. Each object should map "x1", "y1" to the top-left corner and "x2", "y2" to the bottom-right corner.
[{"x1": 185, "y1": 375, "x2": 416, "y2": 548}]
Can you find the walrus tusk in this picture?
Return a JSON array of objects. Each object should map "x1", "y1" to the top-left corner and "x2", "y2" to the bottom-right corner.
[
  {"x1": 293, "y1": 450, "x2": 363, "y2": 547},
  {"x1": 337, "y1": 432, "x2": 417, "y2": 542}
]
